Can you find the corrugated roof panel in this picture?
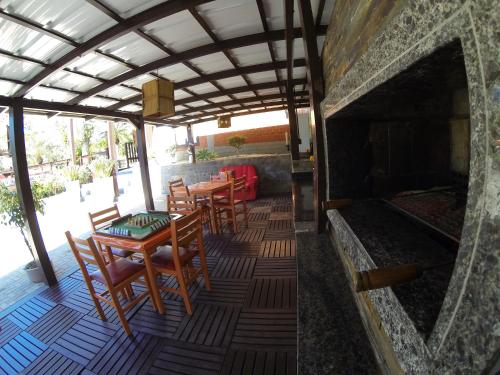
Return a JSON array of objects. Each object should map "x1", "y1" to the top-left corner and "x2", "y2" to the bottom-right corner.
[
  {"x1": 209, "y1": 95, "x2": 232, "y2": 103},
  {"x1": 197, "y1": 0, "x2": 264, "y2": 40},
  {"x1": 99, "y1": 0, "x2": 165, "y2": 18},
  {"x1": 0, "y1": 79, "x2": 21, "y2": 96},
  {"x1": 1, "y1": 0, "x2": 117, "y2": 42},
  {"x1": 273, "y1": 39, "x2": 305, "y2": 61},
  {"x1": 66, "y1": 53, "x2": 129, "y2": 80},
  {"x1": 204, "y1": 108, "x2": 220, "y2": 112},
  {"x1": 119, "y1": 104, "x2": 142, "y2": 112},
  {"x1": 122, "y1": 74, "x2": 152, "y2": 89},
  {"x1": 217, "y1": 76, "x2": 247, "y2": 89},
  {"x1": 158, "y1": 63, "x2": 199, "y2": 82},
  {"x1": 258, "y1": 88, "x2": 280, "y2": 96},
  {"x1": 264, "y1": 0, "x2": 284, "y2": 30},
  {"x1": 43, "y1": 70, "x2": 101, "y2": 92},
  {"x1": 0, "y1": 55, "x2": 44, "y2": 81},
  {"x1": 174, "y1": 90, "x2": 191, "y2": 100},
  {"x1": 175, "y1": 105, "x2": 188, "y2": 111},
  {"x1": 100, "y1": 32, "x2": 166, "y2": 66},
  {"x1": 232, "y1": 92, "x2": 256, "y2": 99},
  {"x1": 100, "y1": 85, "x2": 138, "y2": 100},
  {"x1": 144, "y1": 10, "x2": 212, "y2": 52},
  {"x1": 0, "y1": 18, "x2": 74, "y2": 63},
  {"x1": 246, "y1": 71, "x2": 277, "y2": 85},
  {"x1": 25, "y1": 86, "x2": 77, "y2": 102},
  {"x1": 187, "y1": 100, "x2": 210, "y2": 107},
  {"x1": 230, "y1": 43, "x2": 272, "y2": 67},
  {"x1": 189, "y1": 52, "x2": 234, "y2": 74},
  {"x1": 189, "y1": 82, "x2": 217, "y2": 95},
  {"x1": 80, "y1": 96, "x2": 119, "y2": 107},
  {"x1": 224, "y1": 104, "x2": 240, "y2": 109}
]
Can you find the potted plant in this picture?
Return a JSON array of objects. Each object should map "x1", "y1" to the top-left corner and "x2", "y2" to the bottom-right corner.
[
  {"x1": 62, "y1": 165, "x2": 83, "y2": 202},
  {"x1": 0, "y1": 183, "x2": 46, "y2": 283},
  {"x1": 89, "y1": 158, "x2": 116, "y2": 203},
  {"x1": 228, "y1": 135, "x2": 246, "y2": 154},
  {"x1": 167, "y1": 144, "x2": 177, "y2": 163}
]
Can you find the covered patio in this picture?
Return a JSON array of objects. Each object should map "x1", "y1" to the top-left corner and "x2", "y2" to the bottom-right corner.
[{"x1": 0, "y1": 1, "x2": 498, "y2": 375}]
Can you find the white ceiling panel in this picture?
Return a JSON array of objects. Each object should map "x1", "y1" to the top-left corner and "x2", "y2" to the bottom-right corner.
[
  {"x1": 209, "y1": 95, "x2": 232, "y2": 103},
  {"x1": 100, "y1": 32, "x2": 166, "y2": 66},
  {"x1": 258, "y1": 88, "x2": 280, "y2": 96},
  {"x1": 119, "y1": 103, "x2": 142, "y2": 112},
  {"x1": 232, "y1": 92, "x2": 256, "y2": 99},
  {"x1": 100, "y1": 85, "x2": 138, "y2": 100},
  {"x1": 144, "y1": 10, "x2": 212, "y2": 52},
  {"x1": 273, "y1": 39, "x2": 305, "y2": 61},
  {"x1": 158, "y1": 63, "x2": 199, "y2": 82},
  {"x1": 187, "y1": 100, "x2": 210, "y2": 107},
  {"x1": 175, "y1": 105, "x2": 188, "y2": 111},
  {"x1": 224, "y1": 104, "x2": 241, "y2": 109},
  {"x1": 246, "y1": 71, "x2": 277, "y2": 85},
  {"x1": 99, "y1": 0, "x2": 165, "y2": 18},
  {"x1": 0, "y1": 55, "x2": 43, "y2": 81},
  {"x1": 204, "y1": 107, "x2": 220, "y2": 112},
  {"x1": 0, "y1": 79, "x2": 21, "y2": 96},
  {"x1": 230, "y1": 43, "x2": 271, "y2": 67},
  {"x1": 80, "y1": 96, "x2": 119, "y2": 107},
  {"x1": 189, "y1": 82, "x2": 217, "y2": 95},
  {"x1": 216, "y1": 76, "x2": 247, "y2": 90},
  {"x1": 1, "y1": 0, "x2": 117, "y2": 43},
  {"x1": 0, "y1": 19, "x2": 74, "y2": 64},
  {"x1": 174, "y1": 90, "x2": 192, "y2": 100},
  {"x1": 43, "y1": 70, "x2": 101, "y2": 92},
  {"x1": 197, "y1": 0, "x2": 264, "y2": 40},
  {"x1": 123, "y1": 74, "x2": 153, "y2": 89},
  {"x1": 25, "y1": 86, "x2": 77, "y2": 102},
  {"x1": 189, "y1": 52, "x2": 234, "y2": 74},
  {"x1": 67, "y1": 53, "x2": 129, "y2": 80}
]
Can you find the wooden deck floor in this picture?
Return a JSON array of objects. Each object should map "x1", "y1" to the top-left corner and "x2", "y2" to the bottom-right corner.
[{"x1": 0, "y1": 196, "x2": 297, "y2": 375}]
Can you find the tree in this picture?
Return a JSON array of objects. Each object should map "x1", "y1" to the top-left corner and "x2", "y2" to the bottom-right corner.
[
  {"x1": 0, "y1": 183, "x2": 45, "y2": 268},
  {"x1": 113, "y1": 123, "x2": 134, "y2": 158},
  {"x1": 228, "y1": 136, "x2": 246, "y2": 154}
]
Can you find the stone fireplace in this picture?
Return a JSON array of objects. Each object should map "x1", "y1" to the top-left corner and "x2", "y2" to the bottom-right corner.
[{"x1": 320, "y1": 1, "x2": 499, "y2": 374}]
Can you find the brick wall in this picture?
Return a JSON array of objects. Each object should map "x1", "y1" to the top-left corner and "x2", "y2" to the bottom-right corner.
[{"x1": 198, "y1": 124, "x2": 288, "y2": 147}]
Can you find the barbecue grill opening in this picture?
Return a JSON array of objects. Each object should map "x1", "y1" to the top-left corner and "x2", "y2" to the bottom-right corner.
[{"x1": 325, "y1": 40, "x2": 469, "y2": 339}]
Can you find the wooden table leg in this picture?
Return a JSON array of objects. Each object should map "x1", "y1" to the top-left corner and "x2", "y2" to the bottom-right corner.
[
  {"x1": 142, "y1": 251, "x2": 165, "y2": 314},
  {"x1": 209, "y1": 193, "x2": 219, "y2": 234},
  {"x1": 105, "y1": 245, "x2": 114, "y2": 262}
]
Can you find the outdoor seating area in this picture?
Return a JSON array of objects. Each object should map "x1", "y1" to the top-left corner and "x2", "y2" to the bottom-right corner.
[
  {"x1": 0, "y1": 193, "x2": 297, "y2": 375},
  {"x1": 0, "y1": 1, "x2": 497, "y2": 374}
]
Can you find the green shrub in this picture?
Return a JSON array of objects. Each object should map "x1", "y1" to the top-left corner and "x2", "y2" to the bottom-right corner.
[
  {"x1": 227, "y1": 136, "x2": 246, "y2": 153},
  {"x1": 78, "y1": 167, "x2": 92, "y2": 184},
  {"x1": 89, "y1": 158, "x2": 116, "y2": 178},
  {"x1": 62, "y1": 165, "x2": 80, "y2": 181},
  {"x1": 196, "y1": 149, "x2": 218, "y2": 161},
  {"x1": 32, "y1": 180, "x2": 66, "y2": 199}
]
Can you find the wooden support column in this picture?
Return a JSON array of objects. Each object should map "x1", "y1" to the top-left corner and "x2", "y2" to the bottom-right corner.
[
  {"x1": 133, "y1": 117, "x2": 155, "y2": 211},
  {"x1": 108, "y1": 121, "x2": 119, "y2": 201},
  {"x1": 297, "y1": 0, "x2": 327, "y2": 233},
  {"x1": 186, "y1": 125, "x2": 196, "y2": 164},
  {"x1": 68, "y1": 118, "x2": 77, "y2": 164},
  {"x1": 284, "y1": 0, "x2": 300, "y2": 160},
  {"x1": 9, "y1": 100, "x2": 57, "y2": 286}
]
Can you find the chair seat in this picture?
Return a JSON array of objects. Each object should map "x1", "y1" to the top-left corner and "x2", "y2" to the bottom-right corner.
[
  {"x1": 90, "y1": 258, "x2": 145, "y2": 286},
  {"x1": 151, "y1": 245, "x2": 198, "y2": 270},
  {"x1": 214, "y1": 199, "x2": 243, "y2": 207},
  {"x1": 111, "y1": 247, "x2": 135, "y2": 258}
]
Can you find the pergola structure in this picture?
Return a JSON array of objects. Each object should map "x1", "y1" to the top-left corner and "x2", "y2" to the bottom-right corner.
[{"x1": 0, "y1": 0, "x2": 331, "y2": 285}]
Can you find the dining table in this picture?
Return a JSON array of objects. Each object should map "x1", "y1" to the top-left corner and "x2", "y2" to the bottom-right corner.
[
  {"x1": 188, "y1": 180, "x2": 231, "y2": 234},
  {"x1": 91, "y1": 227, "x2": 173, "y2": 315}
]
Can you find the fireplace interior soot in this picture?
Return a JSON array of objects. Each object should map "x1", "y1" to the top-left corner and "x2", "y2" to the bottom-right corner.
[{"x1": 326, "y1": 40, "x2": 469, "y2": 339}]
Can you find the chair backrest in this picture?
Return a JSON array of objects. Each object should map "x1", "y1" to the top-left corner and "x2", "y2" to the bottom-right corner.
[
  {"x1": 89, "y1": 205, "x2": 120, "y2": 231},
  {"x1": 168, "y1": 178, "x2": 185, "y2": 195},
  {"x1": 171, "y1": 209, "x2": 203, "y2": 251},
  {"x1": 234, "y1": 175, "x2": 246, "y2": 192},
  {"x1": 65, "y1": 231, "x2": 112, "y2": 286},
  {"x1": 167, "y1": 194, "x2": 196, "y2": 214}
]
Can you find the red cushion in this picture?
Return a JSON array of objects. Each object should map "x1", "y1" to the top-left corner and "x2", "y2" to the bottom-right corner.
[
  {"x1": 219, "y1": 165, "x2": 258, "y2": 200},
  {"x1": 90, "y1": 259, "x2": 145, "y2": 286},
  {"x1": 151, "y1": 246, "x2": 198, "y2": 270}
]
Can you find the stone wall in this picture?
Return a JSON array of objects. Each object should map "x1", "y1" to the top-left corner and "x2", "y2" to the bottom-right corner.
[
  {"x1": 321, "y1": 1, "x2": 499, "y2": 374},
  {"x1": 160, "y1": 154, "x2": 292, "y2": 196}
]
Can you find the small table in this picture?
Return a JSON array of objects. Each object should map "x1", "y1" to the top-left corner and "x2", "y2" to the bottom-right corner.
[
  {"x1": 189, "y1": 180, "x2": 231, "y2": 234},
  {"x1": 92, "y1": 224, "x2": 174, "y2": 315}
]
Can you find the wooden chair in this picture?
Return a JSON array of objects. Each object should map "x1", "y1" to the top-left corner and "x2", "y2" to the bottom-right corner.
[
  {"x1": 65, "y1": 231, "x2": 154, "y2": 335},
  {"x1": 168, "y1": 178, "x2": 185, "y2": 195},
  {"x1": 167, "y1": 189, "x2": 213, "y2": 233},
  {"x1": 150, "y1": 209, "x2": 211, "y2": 315},
  {"x1": 88, "y1": 205, "x2": 135, "y2": 260},
  {"x1": 214, "y1": 175, "x2": 249, "y2": 233}
]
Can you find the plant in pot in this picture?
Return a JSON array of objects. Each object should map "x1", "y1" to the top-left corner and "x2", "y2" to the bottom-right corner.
[
  {"x1": 167, "y1": 144, "x2": 177, "y2": 163},
  {"x1": 89, "y1": 158, "x2": 116, "y2": 203},
  {"x1": 0, "y1": 183, "x2": 46, "y2": 283},
  {"x1": 228, "y1": 135, "x2": 246, "y2": 155},
  {"x1": 62, "y1": 165, "x2": 83, "y2": 202}
]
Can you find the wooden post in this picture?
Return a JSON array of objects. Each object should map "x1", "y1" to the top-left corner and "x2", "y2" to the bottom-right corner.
[
  {"x1": 133, "y1": 118, "x2": 155, "y2": 211},
  {"x1": 284, "y1": 0, "x2": 300, "y2": 160},
  {"x1": 9, "y1": 100, "x2": 57, "y2": 286},
  {"x1": 68, "y1": 118, "x2": 77, "y2": 164},
  {"x1": 186, "y1": 125, "x2": 196, "y2": 164},
  {"x1": 298, "y1": 0, "x2": 327, "y2": 233}
]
